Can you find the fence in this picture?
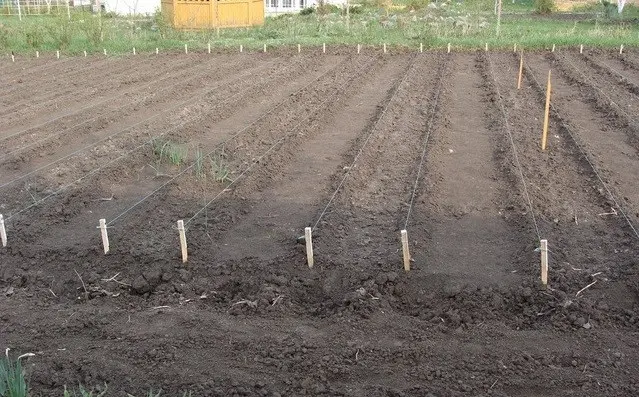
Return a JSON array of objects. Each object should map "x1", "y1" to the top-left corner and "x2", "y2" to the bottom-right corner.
[{"x1": 0, "y1": 0, "x2": 93, "y2": 18}]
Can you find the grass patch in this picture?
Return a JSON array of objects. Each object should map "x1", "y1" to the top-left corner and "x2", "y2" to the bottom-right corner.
[
  {"x1": 0, "y1": 351, "x2": 33, "y2": 397},
  {"x1": 0, "y1": 0, "x2": 637, "y2": 54}
]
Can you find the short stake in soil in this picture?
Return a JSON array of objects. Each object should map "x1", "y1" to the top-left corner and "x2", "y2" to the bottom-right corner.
[
  {"x1": 263, "y1": 44, "x2": 267, "y2": 53},
  {"x1": 133, "y1": 47, "x2": 136, "y2": 55},
  {"x1": 298, "y1": 44, "x2": 301, "y2": 53},
  {"x1": 177, "y1": 220, "x2": 188, "y2": 263},
  {"x1": 401, "y1": 230, "x2": 410, "y2": 272},
  {"x1": 56, "y1": 50, "x2": 60, "y2": 59},
  {"x1": 323, "y1": 43, "x2": 326, "y2": 53},
  {"x1": 84, "y1": 50, "x2": 87, "y2": 57},
  {"x1": 357, "y1": 44, "x2": 361, "y2": 54},
  {"x1": 208, "y1": 42, "x2": 211, "y2": 54},
  {"x1": 580, "y1": 44, "x2": 583, "y2": 54},
  {"x1": 514, "y1": 43, "x2": 517, "y2": 53},
  {"x1": 98, "y1": 218, "x2": 109, "y2": 254},
  {"x1": 103, "y1": 48, "x2": 107, "y2": 56},
  {"x1": 11, "y1": 54, "x2": 14, "y2": 62},
  {"x1": 0, "y1": 214, "x2": 7, "y2": 247},
  {"x1": 620, "y1": 44, "x2": 624, "y2": 55},
  {"x1": 517, "y1": 51, "x2": 524, "y2": 90},
  {"x1": 36, "y1": 51, "x2": 39, "y2": 58},
  {"x1": 551, "y1": 44, "x2": 555, "y2": 52},
  {"x1": 184, "y1": 44, "x2": 188, "y2": 54},
  {"x1": 156, "y1": 47, "x2": 159, "y2": 54},
  {"x1": 383, "y1": 43, "x2": 387, "y2": 54},
  {"x1": 420, "y1": 43, "x2": 423, "y2": 53},
  {"x1": 447, "y1": 43, "x2": 451, "y2": 53},
  {"x1": 541, "y1": 70, "x2": 552, "y2": 151},
  {"x1": 305, "y1": 227, "x2": 314, "y2": 268},
  {"x1": 540, "y1": 239, "x2": 548, "y2": 287},
  {"x1": 240, "y1": 44, "x2": 243, "y2": 53},
  {"x1": 485, "y1": 43, "x2": 488, "y2": 52}
]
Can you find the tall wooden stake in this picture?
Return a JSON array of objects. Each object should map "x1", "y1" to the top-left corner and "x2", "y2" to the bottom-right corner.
[
  {"x1": 177, "y1": 220, "x2": 188, "y2": 263},
  {"x1": 98, "y1": 219, "x2": 109, "y2": 254},
  {"x1": 540, "y1": 239, "x2": 548, "y2": 287},
  {"x1": 0, "y1": 214, "x2": 7, "y2": 247},
  {"x1": 541, "y1": 70, "x2": 552, "y2": 151},
  {"x1": 517, "y1": 50, "x2": 524, "y2": 90},
  {"x1": 305, "y1": 227, "x2": 314, "y2": 268},
  {"x1": 401, "y1": 230, "x2": 411, "y2": 272}
]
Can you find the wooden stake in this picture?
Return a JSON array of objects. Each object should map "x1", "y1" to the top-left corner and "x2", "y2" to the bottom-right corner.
[
  {"x1": 0, "y1": 214, "x2": 7, "y2": 247},
  {"x1": 517, "y1": 50, "x2": 524, "y2": 90},
  {"x1": 36, "y1": 51, "x2": 39, "y2": 58},
  {"x1": 420, "y1": 42, "x2": 423, "y2": 53},
  {"x1": 11, "y1": 54, "x2": 14, "y2": 63},
  {"x1": 551, "y1": 44, "x2": 555, "y2": 52},
  {"x1": 305, "y1": 227, "x2": 314, "y2": 268},
  {"x1": 323, "y1": 43, "x2": 326, "y2": 53},
  {"x1": 263, "y1": 43, "x2": 267, "y2": 53},
  {"x1": 514, "y1": 43, "x2": 517, "y2": 52},
  {"x1": 447, "y1": 43, "x2": 451, "y2": 53},
  {"x1": 383, "y1": 43, "x2": 387, "y2": 53},
  {"x1": 56, "y1": 50, "x2": 60, "y2": 59},
  {"x1": 103, "y1": 48, "x2": 107, "y2": 56},
  {"x1": 541, "y1": 70, "x2": 551, "y2": 151},
  {"x1": 156, "y1": 47, "x2": 159, "y2": 54},
  {"x1": 98, "y1": 219, "x2": 109, "y2": 254},
  {"x1": 177, "y1": 220, "x2": 188, "y2": 263},
  {"x1": 208, "y1": 42, "x2": 211, "y2": 54},
  {"x1": 184, "y1": 43, "x2": 188, "y2": 54},
  {"x1": 540, "y1": 239, "x2": 548, "y2": 287},
  {"x1": 357, "y1": 44, "x2": 360, "y2": 54},
  {"x1": 133, "y1": 47, "x2": 136, "y2": 55},
  {"x1": 240, "y1": 44, "x2": 243, "y2": 53},
  {"x1": 298, "y1": 44, "x2": 301, "y2": 53},
  {"x1": 401, "y1": 230, "x2": 410, "y2": 272},
  {"x1": 620, "y1": 44, "x2": 624, "y2": 55},
  {"x1": 580, "y1": 44, "x2": 583, "y2": 54},
  {"x1": 485, "y1": 42, "x2": 488, "y2": 52},
  {"x1": 84, "y1": 50, "x2": 87, "y2": 57}
]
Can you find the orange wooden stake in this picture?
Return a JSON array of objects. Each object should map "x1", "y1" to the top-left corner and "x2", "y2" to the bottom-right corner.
[
  {"x1": 541, "y1": 70, "x2": 552, "y2": 151},
  {"x1": 517, "y1": 50, "x2": 524, "y2": 90},
  {"x1": 540, "y1": 239, "x2": 548, "y2": 287},
  {"x1": 401, "y1": 230, "x2": 411, "y2": 272}
]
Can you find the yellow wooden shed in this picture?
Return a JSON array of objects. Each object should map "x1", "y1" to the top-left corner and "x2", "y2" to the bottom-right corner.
[{"x1": 161, "y1": 0, "x2": 264, "y2": 29}]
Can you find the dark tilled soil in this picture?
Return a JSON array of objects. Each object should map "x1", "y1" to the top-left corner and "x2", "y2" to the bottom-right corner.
[{"x1": 0, "y1": 50, "x2": 638, "y2": 397}]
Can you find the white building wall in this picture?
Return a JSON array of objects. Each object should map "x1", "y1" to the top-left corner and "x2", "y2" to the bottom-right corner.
[
  {"x1": 103, "y1": 0, "x2": 160, "y2": 15},
  {"x1": 265, "y1": 0, "x2": 345, "y2": 16}
]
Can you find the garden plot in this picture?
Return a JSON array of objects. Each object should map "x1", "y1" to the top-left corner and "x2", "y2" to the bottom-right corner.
[{"x1": 0, "y1": 50, "x2": 638, "y2": 397}]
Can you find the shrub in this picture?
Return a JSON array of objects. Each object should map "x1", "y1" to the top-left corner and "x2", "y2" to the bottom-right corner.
[{"x1": 534, "y1": 0, "x2": 555, "y2": 14}]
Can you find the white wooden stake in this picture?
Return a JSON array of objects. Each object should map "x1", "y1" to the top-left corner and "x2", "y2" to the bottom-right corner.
[
  {"x1": 184, "y1": 43, "x2": 188, "y2": 54},
  {"x1": 177, "y1": 220, "x2": 188, "y2": 263},
  {"x1": 305, "y1": 227, "x2": 314, "y2": 268},
  {"x1": 263, "y1": 43, "x2": 267, "y2": 53},
  {"x1": 36, "y1": 51, "x2": 39, "y2": 58},
  {"x1": 103, "y1": 48, "x2": 107, "y2": 56},
  {"x1": 83, "y1": 50, "x2": 87, "y2": 57},
  {"x1": 298, "y1": 44, "x2": 301, "y2": 53},
  {"x1": 485, "y1": 43, "x2": 488, "y2": 52},
  {"x1": 401, "y1": 230, "x2": 410, "y2": 272},
  {"x1": 447, "y1": 43, "x2": 451, "y2": 53},
  {"x1": 540, "y1": 239, "x2": 548, "y2": 287},
  {"x1": 357, "y1": 44, "x2": 360, "y2": 54},
  {"x1": 56, "y1": 50, "x2": 60, "y2": 59},
  {"x1": 580, "y1": 44, "x2": 583, "y2": 54},
  {"x1": 620, "y1": 44, "x2": 624, "y2": 54},
  {"x1": 514, "y1": 43, "x2": 517, "y2": 52},
  {"x1": 551, "y1": 44, "x2": 555, "y2": 52},
  {"x1": 156, "y1": 47, "x2": 159, "y2": 54},
  {"x1": 98, "y1": 219, "x2": 109, "y2": 254},
  {"x1": 0, "y1": 214, "x2": 7, "y2": 247},
  {"x1": 420, "y1": 42, "x2": 423, "y2": 53},
  {"x1": 208, "y1": 42, "x2": 211, "y2": 53},
  {"x1": 383, "y1": 43, "x2": 387, "y2": 53},
  {"x1": 11, "y1": 55, "x2": 14, "y2": 63},
  {"x1": 323, "y1": 43, "x2": 326, "y2": 53},
  {"x1": 240, "y1": 44, "x2": 243, "y2": 53},
  {"x1": 133, "y1": 47, "x2": 136, "y2": 55}
]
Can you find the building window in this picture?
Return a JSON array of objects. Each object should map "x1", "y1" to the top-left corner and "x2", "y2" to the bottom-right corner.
[
  {"x1": 282, "y1": 0, "x2": 292, "y2": 7},
  {"x1": 270, "y1": 0, "x2": 277, "y2": 7},
  {"x1": 300, "y1": 0, "x2": 305, "y2": 7}
]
